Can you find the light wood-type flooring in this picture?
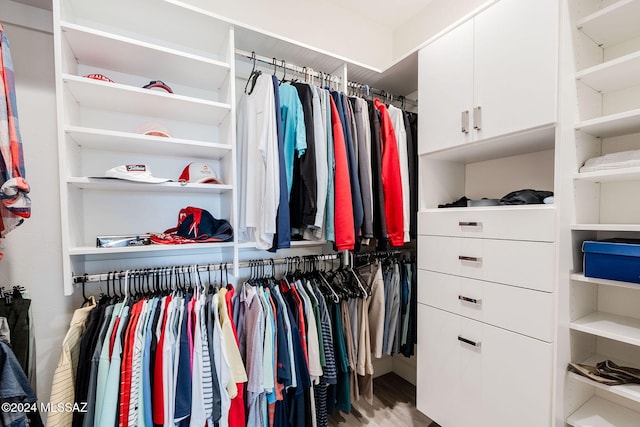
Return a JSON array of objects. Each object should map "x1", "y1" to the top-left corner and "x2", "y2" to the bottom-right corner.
[{"x1": 328, "y1": 373, "x2": 439, "y2": 427}]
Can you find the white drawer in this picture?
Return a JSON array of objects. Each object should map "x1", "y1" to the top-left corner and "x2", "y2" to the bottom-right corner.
[
  {"x1": 417, "y1": 269, "x2": 553, "y2": 342},
  {"x1": 418, "y1": 235, "x2": 555, "y2": 292},
  {"x1": 417, "y1": 305, "x2": 553, "y2": 427},
  {"x1": 418, "y1": 206, "x2": 555, "y2": 242}
]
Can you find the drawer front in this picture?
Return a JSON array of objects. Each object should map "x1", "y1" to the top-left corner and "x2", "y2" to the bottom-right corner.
[
  {"x1": 418, "y1": 207, "x2": 555, "y2": 242},
  {"x1": 417, "y1": 306, "x2": 553, "y2": 427},
  {"x1": 418, "y1": 269, "x2": 554, "y2": 342},
  {"x1": 418, "y1": 235, "x2": 555, "y2": 292}
]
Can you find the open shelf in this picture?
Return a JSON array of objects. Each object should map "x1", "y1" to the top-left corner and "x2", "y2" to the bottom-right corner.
[
  {"x1": 569, "y1": 354, "x2": 640, "y2": 404},
  {"x1": 67, "y1": 177, "x2": 232, "y2": 193},
  {"x1": 576, "y1": 0, "x2": 640, "y2": 47},
  {"x1": 61, "y1": 23, "x2": 230, "y2": 92},
  {"x1": 63, "y1": 74, "x2": 231, "y2": 125},
  {"x1": 576, "y1": 108, "x2": 640, "y2": 138},
  {"x1": 571, "y1": 224, "x2": 640, "y2": 232},
  {"x1": 419, "y1": 124, "x2": 555, "y2": 163},
  {"x1": 69, "y1": 241, "x2": 234, "y2": 256},
  {"x1": 571, "y1": 273, "x2": 640, "y2": 291},
  {"x1": 65, "y1": 126, "x2": 231, "y2": 159},
  {"x1": 570, "y1": 312, "x2": 640, "y2": 346},
  {"x1": 574, "y1": 166, "x2": 640, "y2": 183},
  {"x1": 576, "y1": 50, "x2": 640, "y2": 93},
  {"x1": 567, "y1": 395, "x2": 640, "y2": 427}
]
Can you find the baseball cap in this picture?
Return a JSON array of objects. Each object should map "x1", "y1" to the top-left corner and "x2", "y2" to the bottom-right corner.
[
  {"x1": 84, "y1": 73, "x2": 114, "y2": 83},
  {"x1": 135, "y1": 122, "x2": 172, "y2": 138},
  {"x1": 178, "y1": 162, "x2": 223, "y2": 184},
  {"x1": 150, "y1": 206, "x2": 234, "y2": 244},
  {"x1": 100, "y1": 164, "x2": 171, "y2": 183},
  {"x1": 142, "y1": 80, "x2": 173, "y2": 93}
]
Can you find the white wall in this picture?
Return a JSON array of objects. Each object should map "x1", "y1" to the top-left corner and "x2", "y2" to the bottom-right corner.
[
  {"x1": 0, "y1": 6, "x2": 78, "y2": 407},
  {"x1": 178, "y1": 0, "x2": 395, "y2": 70},
  {"x1": 393, "y1": 0, "x2": 492, "y2": 60}
]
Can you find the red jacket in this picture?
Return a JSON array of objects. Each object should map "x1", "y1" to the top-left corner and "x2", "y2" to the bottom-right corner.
[
  {"x1": 329, "y1": 96, "x2": 355, "y2": 250},
  {"x1": 374, "y1": 99, "x2": 404, "y2": 247}
]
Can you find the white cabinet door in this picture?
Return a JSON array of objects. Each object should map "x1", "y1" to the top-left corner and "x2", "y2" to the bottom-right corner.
[
  {"x1": 418, "y1": 305, "x2": 553, "y2": 427},
  {"x1": 419, "y1": 19, "x2": 474, "y2": 154},
  {"x1": 473, "y1": 0, "x2": 558, "y2": 140}
]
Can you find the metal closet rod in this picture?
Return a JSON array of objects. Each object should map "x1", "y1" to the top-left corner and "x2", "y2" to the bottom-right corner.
[
  {"x1": 346, "y1": 81, "x2": 418, "y2": 107},
  {"x1": 72, "y1": 253, "x2": 342, "y2": 285},
  {"x1": 235, "y1": 49, "x2": 341, "y2": 83}
]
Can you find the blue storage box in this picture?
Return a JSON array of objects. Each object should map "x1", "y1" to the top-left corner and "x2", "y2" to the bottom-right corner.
[{"x1": 583, "y1": 239, "x2": 640, "y2": 284}]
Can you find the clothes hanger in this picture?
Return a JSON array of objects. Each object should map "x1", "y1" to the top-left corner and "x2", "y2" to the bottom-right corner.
[
  {"x1": 280, "y1": 59, "x2": 287, "y2": 85},
  {"x1": 244, "y1": 51, "x2": 261, "y2": 95}
]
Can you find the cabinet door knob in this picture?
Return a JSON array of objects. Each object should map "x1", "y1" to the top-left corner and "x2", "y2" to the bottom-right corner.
[
  {"x1": 458, "y1": 295, "x2": 482, "y2": 305},
  {"x1": 473, "y1": 106, "x2": 482, "y2": 130},
  {"x1": 461, "y1": 110, "x2": 470, "y2": 134},
  {"x1": 458, "y1": 221, "x2": 480, "y2": 227},
  {"x1": 458, "y1": 335, "x2": 481, "y2": 348},
  {"x1": 458, "y1": 255, "x2": 482, "y2": 263}
]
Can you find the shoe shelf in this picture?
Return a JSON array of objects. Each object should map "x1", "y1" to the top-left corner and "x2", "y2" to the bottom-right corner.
[
  {"x1": 65, "y1": 126, "x2": 232, "y2": 159},
  {"x1": 571, "y1": 273, "x2": 640, "y2": 291},
  {"x1": 576, "y1": 50, "x2": 640, "y2": 94},
  {"x1": 62, "y1": 74, "x2": 231, "y2": 125},
  {"x1": 66, "y1": 177, "x2": 233, "y2": 194},
  {"x1": 575, "y1": 109, "x2": 640, "y2": 139},
  {"x1": 571, "y1": 312, "x2": 640, "y2": 347},
  {"x1": 567, "y1": 395, "x2": 640, "y2": 427},
  {"x1": 568, "y1": 355, "x2": 640, "y2": 405},
  {"x1": 573, "y1": 166, "x2": 640, "y2": 183},
  {"x1": 60, "y1": 23, "x2": 231, "y2": 93},
  {"x1": 576, "y1": 0, "x2": 640, "y2": 48}
]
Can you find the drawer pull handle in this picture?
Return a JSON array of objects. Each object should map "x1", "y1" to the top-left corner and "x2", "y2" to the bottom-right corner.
[
  {"x1": 458, "y1": 336, "x2": 481, "y2": 348},
  {"x1": 458, "y1": 221, "x2": 480, "y2": 227},
  {"x1": 459, "y1": 255, "x2": 482, "y2": 263},
  {"x1": 461, "y1": 110, "x2": 470, "y2": 134},
  {"x1": 458, "y1": 295, "x2": 482, "y2": 305}
]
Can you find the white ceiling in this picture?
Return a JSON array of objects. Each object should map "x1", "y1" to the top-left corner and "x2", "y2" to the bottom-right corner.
[{"x1": 332, "y1": 0, "x2": 434, "y2": 28}]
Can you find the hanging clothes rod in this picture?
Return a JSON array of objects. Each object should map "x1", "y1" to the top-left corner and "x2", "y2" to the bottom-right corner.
[
  {"x1": 72, "y1": 253, "x2": 341, "y2": 285},
  {"x1": 346, "y1": 81, "x2": 418, "y2": 107},
  {"x1": 235, "y1": 49, "x2": 341, "y2": 84}
]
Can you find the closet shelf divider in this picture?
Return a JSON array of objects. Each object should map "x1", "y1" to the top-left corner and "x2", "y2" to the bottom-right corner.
[
  {"x1": 570, "y1": 273, "x2": 640, "y2": 291},
  {"x1": 576, "y1": 49, "x2": 640, "y2": 94},
  {"x1": 570, "y1": 312, "x2": 640, "y2": 346},
  {"x1": 573, "y1": 165, "x2": 640, "y2": 183},
  {"x1": 67, "y1": 177, "x2": 233, "y2": 194}
]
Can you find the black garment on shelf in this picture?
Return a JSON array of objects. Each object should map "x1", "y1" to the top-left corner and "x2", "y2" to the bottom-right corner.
[
  {"x1": 0, "y1": 291, "x2": 30, "y2": 376},
  {"x1": 438, "y1": 196, "x2": 469, "y2": 208},
  {"x1": 291, "y1": 83, "x2": 318, "y2": 229},
  {"x1": 499, "y1": 189, "x2": 553, "y2": 205}
]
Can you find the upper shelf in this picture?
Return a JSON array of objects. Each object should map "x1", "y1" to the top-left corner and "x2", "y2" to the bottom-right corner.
[
  {"x1": 65, "y1": 126, "x2": 232, "y2": 160},
  {"x1": 577, "y1": 0, "x2": 640, "y2": 48},
  {"x1": 60, "y1": 0, "x2": 231, "y2": 61},
  {"x1": 576, "y1": 108, "x2": 640, "y2": 138},
  {"x1": 571, "y1": 273, "x2": 640, "y2": 291},
  {"x1": 576, "y1": 50, "x2": 640, "y2": 93},
  {"x1": 63, "y1": 74, "x2": 231, "y2": 125},
  {"x1": 420, "y1": 125, "x2": 555, "y2": 163},
  {"x1": 61, "y1": 23, "x2": 230, "y2": 93},
  {"x1": 574, "y1": 166, "x2": 640, "y2": 183}
]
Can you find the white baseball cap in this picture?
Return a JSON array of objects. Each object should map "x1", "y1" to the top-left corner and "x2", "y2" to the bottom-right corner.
[
  {"x1": 101, "y1": 164, "x2": 171, "y2": 183},
  {"x1": 178, "y1": 162, "x2": 223, "y2": 184}
]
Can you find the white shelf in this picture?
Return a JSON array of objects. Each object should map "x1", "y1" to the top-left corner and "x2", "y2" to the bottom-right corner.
[
  {"x1": 67, "y1": 177, "x2": 233, "y2": 193},
  {"x1": 571, "y1": 273, "x2": 640, "y2": 291},
  {"x1": 61, "y1": 23, "x2": 230, "y2": 92},
  {"x1": 574, "y1": 166, "x2": 640, "y2": 182},
  {"x1": 69, "y1": 241, "x2": 234, "y2": 256},
  {"x1": 567, "y1": 395, "x2": 640, "y2": 427},
  {"x1": 63, "y1": 74, "x2": 231, "y2": 125},
  {"x1": 576, "y1": 108, "x2": 640, "y2": 138},
  {"x1": 569, "y1": 353, "x2": 640, "y2": 404},
  {"x1": 422, "y1": 204, "x2": 556, "y2": 214},
  {"x1": 571, "y1": 224, "x2": 640, "y2": 231},
  {"x1": 576, "y1": 50, "x2": 640, "y2": 93},
  {"x1": 571, "y1": 312, "x2": 640, "y2": 346},
  {"x1": 237, "y1": 240, "x2": 330, "y2": 250},
  {"x1": 577, "y1": 0, "x2": 640, "y2": 47},
  {"x1": 420, "y1": 124, "x2": 555, "y2": 163},
  {"x1": 65, "y1": 126, "x2": 232, "y2": 159}
]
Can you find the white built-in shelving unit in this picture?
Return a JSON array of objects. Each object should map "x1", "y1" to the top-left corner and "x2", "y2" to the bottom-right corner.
[{"x1": 566, "y1": 0, "x2": 640, "y2": 425}]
